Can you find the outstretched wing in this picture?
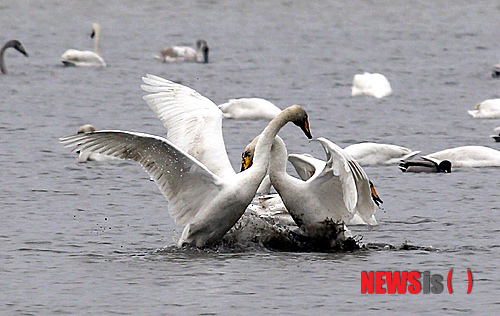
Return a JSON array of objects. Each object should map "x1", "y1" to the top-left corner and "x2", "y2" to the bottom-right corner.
[
  {"x1": 60, "y1": 130, "x2": 224, "y2": 226},
  {"x1": 141, "y1": 74, "x2": 235, "y2": 178},
  {"x1": 288, "y1": 154, "x2": 322, "y2": 181}
]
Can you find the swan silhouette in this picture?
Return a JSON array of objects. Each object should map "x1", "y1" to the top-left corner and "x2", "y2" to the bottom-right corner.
[
  {"x1": 468, "y1": 99, "x2": 500, "y2": 119},
  {"x1": 343, "y1": 142, "x2": 420, "y2": 166},
  {"x1": 351, "y1": 72, "x2": 392, "y2": 98},
  {"x1": 422, "y1": 146, "x2": 500, "y2": 167},
  {"x1": 155, "y1": 39, "x2": 209, "y2": 63},
  {"x1": 218, "y1": 98, "x2": 282, "y2": 120},
  {"x1": 61, "y1": 75, "x2": 312, "y2": 248},
  {"x1": 61, "y1": 23, "x2": 106, "y2": 67},
  {"x1": 0, "y1": 40, "x2": 29, "y2": 74}
]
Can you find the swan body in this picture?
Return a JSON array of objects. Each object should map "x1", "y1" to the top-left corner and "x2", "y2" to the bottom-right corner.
[
  {"x1": 156, "y1": 40, "x2": 209, "y2": 63},
  {"x1": 0, "y1": 40, "x2": 29, "y2": 74},
  {"x1": 61, "y1": 23, "x2": 106, "y2": 67},
  {"x1": 468, "y1": 99, "x2": 500, "y2": 119},
  {"x1": 218, "y1": 98, "x2": 282, "y2": 120},
  {"x1": 399, "y1": 157, "x2": 452, "y2": 173},
  {"x1": 343, "y1": 142, "x2": 420, "y2": 166},
  {"x1": 351, "y1": 72, "x2": 392, "y2": 98},
  {"x1": 61, "y1": 75, "x2": 312, "y2": 248},
  {"x1": 422, "y1": 146, "x2": 500, "y2": 167}
]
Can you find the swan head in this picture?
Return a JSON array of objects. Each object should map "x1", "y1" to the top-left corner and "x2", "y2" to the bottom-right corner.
[
  {"x1": 5, "y1": 40, "x2": 29, "y2": 57},
  {"x1": 196, "y1": 39, "x2": 209, "y2": 63},
  {"x1": 287, "y1": 105, "x2": 312, "y2": 139},
  {"x1": 241, "y1": 136, "x2": 259, "y2": 171},
  {"x1": 90, "y1": 23, "x2": 101, "y2": 39}
]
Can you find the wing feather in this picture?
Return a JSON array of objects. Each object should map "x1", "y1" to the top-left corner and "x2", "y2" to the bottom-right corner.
[{"x1": 60, "y1": 130, "x2": 224, "y2": 226}]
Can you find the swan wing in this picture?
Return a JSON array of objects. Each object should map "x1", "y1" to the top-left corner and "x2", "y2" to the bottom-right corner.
[
  {"x1": 60, "y1": 130, "x2": 224, "y2": 226},
  {"x1": 314, "y1": 138, "x2": 358, "y2": 214},
  {"x1": 288, "y1": 154, "x2": 321, "y2": 181},
  {"x1": 141, "y1": 75, "x2": 234, "y2": 178}
]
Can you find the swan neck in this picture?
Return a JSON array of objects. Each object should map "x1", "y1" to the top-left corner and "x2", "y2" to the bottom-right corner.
[
  {"x1": 93, "y1": 26, "x2": 101, "y2": 56},
  {"x1": 0, "y1": 43, "x2": 8, "y2": 74},
  {"x1": 269, "y1": 136, "x2": 289, "y2": 185}
]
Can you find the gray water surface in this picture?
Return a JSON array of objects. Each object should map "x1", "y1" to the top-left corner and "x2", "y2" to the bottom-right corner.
[{"x1": 1, "y1": 1, "x2": 499, "y2": 314}]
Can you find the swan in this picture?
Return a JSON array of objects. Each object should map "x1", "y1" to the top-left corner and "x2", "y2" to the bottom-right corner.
[
  {"x1": 61, "y1": 23, "x2": 106, "y2": 67},
  {"x1": 242, "y1": 136, "x2": 381, "y2": 240},
  {"x1": 422, "y1": 146, "x2": 500, "y2": 167},
  {"x1": 468, "y1": 99, "x2": 500, "y2": 119},
  {"x1": 399, "y1": 157, "x2": 452, "y2": 173},
  {"x1": 0, "y1": 40, "x2": 29, "y2": 74},
  {"x1": 218, "y1": 98, "x2": 282, "y2": 120},
  {"x1": 492, "y1": 63, "x2": 500, "y2": 78},
  {"x1": 351, "y1": 72, "x2": 392, "y2": 98},
  {"x1": 61, "y1": 75, "x2": 312, "y2": 248},
  {"x1": 155, "y1": 39, "x2": 209, "y2": 63},
  {"x1": 75, "y1": 124, "x2": 117, "y2": 162},
  {"x1": 491, "y1": 127, "x2": 500, "y2": 142},
  {"x1": 343, "y1": 142, "x2": 420, "y2": 166}
]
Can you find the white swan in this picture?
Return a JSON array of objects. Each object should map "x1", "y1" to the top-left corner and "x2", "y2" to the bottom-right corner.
[
  {"x1": 61, "y1": 23, "x2": 106, "y2": 67},
  {"x1": 468, "y1": 99, "x2": 500, "y2": 119},
  {"x1": 343, "y1": 142, "x2": 420, "y2": 166},
  {"x1": 61, "y1": 75, "x2": 312, "y2": 248},
  {"x1": 0, "y1": 40, "x2": 29, "y2": 74},
  {"x1": 155, "y1": 39, "x2": 209, "y2": 63},
  {"x1": 242, "y1": 136, "x2": 380, "y2": 238},
  {"x1": 218, "y1": 98, "x2": 282, "y2": 120},
  {"x1": 422, "y1": 146, "x2": 500, "y2": 167},
  {"x1": 351, "y1": 72, "x2": 392, "y2": 98}
]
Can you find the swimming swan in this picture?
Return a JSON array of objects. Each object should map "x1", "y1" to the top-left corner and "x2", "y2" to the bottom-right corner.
[
  {"x1": 399, "y1": 157, "x2": 452, "y2": 173},
  {"x1": 218, "y1": 98, "x2": 282, "y2": 120},
  {"x1": 0, "y1": 40, "x2": 29, "y2": 74},
  {"x1": 61, "y1": 75, "x2": 312, "y2": 248},
  {"x1": 242, "y1": 136, "x2": 381, "y2": 239},
  {"x1": 422, "y1": 146, "x2": 500, "y2": 167},
  {"x1": 351, "y1": 72, "x2": 392, "y2": 98},
  {"x1": 468, "y1": 99, "x2": 500, "y2": 119},
  {"x1": 343, "y1": 142, "x2": 420, "y2": 166},
  {"x1": 155, "y1": 39, "x2": 209, "y2": 63},
  {"x1": 61, "y1": 23, "x2": 106, "y2": 67}
]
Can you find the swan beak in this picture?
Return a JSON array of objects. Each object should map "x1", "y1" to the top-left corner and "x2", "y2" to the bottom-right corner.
[
  {"x1": 241, "y1": 155, "x2": 253, "y2": 171},
  {"x1": 369, "y1": 181, "x2": 383, "y2": 207},
  {"x1": 301, "y1": 118, "x2": 313, "y2": 139}
]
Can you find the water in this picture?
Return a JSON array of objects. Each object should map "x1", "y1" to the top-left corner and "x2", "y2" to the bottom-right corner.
[{"x1": 1, "y1": 0, "x2": 499, "y2": 314}]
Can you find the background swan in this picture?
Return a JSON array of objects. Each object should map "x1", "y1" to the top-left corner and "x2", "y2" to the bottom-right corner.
[
  {"x1": 492, "y1": 63, "x2": 500, "y2": 78},
  {"x1": 61, "y1": 23, "x2": 106, "y2": 67},
  {"x1": 343, "y1": 142, "x2": 420, "y2": 166},
  {"x1": 422, "y1": 146, "x2": 500, "y2": 167},
  {"x1": 75, "y1": 124, "x2": 117, "y2": 162},
  {"x1": 218, "y1": 98, "x2": 282, "y2": 120},
  {"x1": 468, "y1": 99, "x2": 500, "y2": 119},
  {"x1": 155, "y1": 39, "x2": 209, "y2": 63},
  {"x1": 399, "y1": 157, "x2": 452, "y2": 173},
  {"x1": 61, "y1": 75, "x2": 312, "y2": 248},
  {"x1": 351, "y1": 72, "x2": 392, "y2": 98},
  {"x1": 491, "y1": 127, "x2": 500, "y2": 142},
  {"x1": 0, "y1": 40, "x2": 29, "y2": 74}
]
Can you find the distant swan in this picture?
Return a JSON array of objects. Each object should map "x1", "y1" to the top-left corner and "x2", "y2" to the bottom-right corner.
[
  {"x1": 343, "y1": 142, "x2": 420, "y2": 166},
  {"x1": 492, "y1": 63, "x2": 500, "y2": 78},
  {"x1": 351, "y1": 72, "x2": 392, "y2": 98},
  {"x1": 468, "y1": 99, "x2": 500, "y2": 119},
  {"x1": 61, "y1": 75, "x2": 312, "y2": 248},
  {"x1": 491, "y1": 127, "x2": 500, "y2": 142},
  {"x1": 61, "y1": 23, "x2": 106, "y2": 67},
  {"x1": 155, "y1": 39, "x2": 209, "y2": 63},
  {"x1": 242, "y1": 136, "x2": 381, "y2": 239},
  {"x1": 75, "y1": 125, "x2": 116, "y2": 162},
  {"x1": 399, "y1": 157, "x2": 452, "y2": 173},
  {"x1": 0, "y1": 40, "x2": 29, "y2": 74},
  {"x1": 422, "y1": 146, "x2": 500, "y2": 167},
  {"x1": 218, "y1": 98, "x2": 282, "y2": 120}
]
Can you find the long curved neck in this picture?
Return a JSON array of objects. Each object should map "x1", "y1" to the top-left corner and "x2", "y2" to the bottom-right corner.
[
  {"x1": 93, "y1": 26, "x2": 101, "y2": 56},
  {"x1": 269, "y1": 136, "x2": 294, "y2": 190},
  {"x1": 0, "y1": 43, "x2": 9, "y2": 74}
]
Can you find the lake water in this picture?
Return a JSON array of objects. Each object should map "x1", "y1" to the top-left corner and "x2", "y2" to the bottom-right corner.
[{"x1": 1, "y1": 0, "x2": 499, "y2": 314}]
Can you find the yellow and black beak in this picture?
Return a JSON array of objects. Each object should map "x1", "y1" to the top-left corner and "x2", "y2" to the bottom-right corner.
[
  {"x1": 369, "y1": 181, "x2": 383, "y2": 207},
  {"x1": 241, "y1": 154, "x2": 253, "y2": 172}
]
